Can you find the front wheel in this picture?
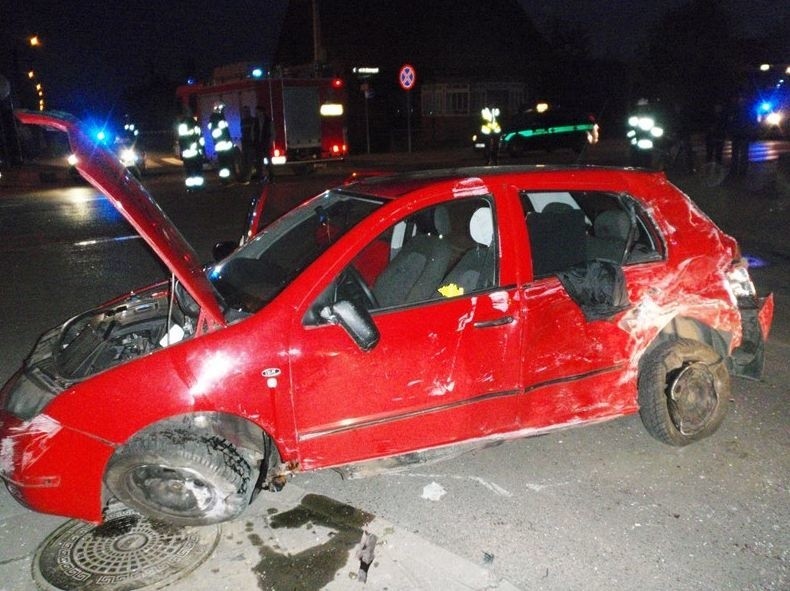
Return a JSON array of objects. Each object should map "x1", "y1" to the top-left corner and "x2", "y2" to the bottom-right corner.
[
  {"x1": 638, "y1": 338, "x2": 730, "y2": 446},
  {"x1": 105, "y1": 431, "x2": 254, "y2": 526}
]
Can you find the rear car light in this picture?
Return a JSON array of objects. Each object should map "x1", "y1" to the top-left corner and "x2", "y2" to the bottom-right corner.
[{"x1": 725, "y1": 258, "x2": 757, "y2": 302}]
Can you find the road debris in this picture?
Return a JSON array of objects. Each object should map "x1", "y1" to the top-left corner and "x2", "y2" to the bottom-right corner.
[
  {"x1": 421, "y1": 481, "x2": 447, "y2": 501},
  {"x1": 355, "y1": 530, "x2": 378, "y2": 583}
]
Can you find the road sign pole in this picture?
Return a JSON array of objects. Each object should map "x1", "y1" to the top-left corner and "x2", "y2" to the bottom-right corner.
[
  {"x1": 407, "y1": 90, "x2": 411, "y2": 153},
  {"x1": 365, "y1": 93, "x2": 370, "y2": 154},
  {"x1": 398, "y1": 64, "x2": 416, "y2": 154}
]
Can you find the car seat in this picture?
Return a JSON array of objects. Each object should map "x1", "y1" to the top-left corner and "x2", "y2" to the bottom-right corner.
[
  {"x1": 527, "y1": 206, "x2": 587, "y2": 277},
  {"x1": 586, "y1": 210, "x2": 631, "y2": 263},
  {"x1": 440, "y1": 207, "x2": 495, "y2": 294},
  {"x1": 373, "y1": 206, "x2": 454, "y2": 307}
]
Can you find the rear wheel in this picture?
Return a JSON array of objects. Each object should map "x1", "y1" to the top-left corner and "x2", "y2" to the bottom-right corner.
[
  {"x1": 638, "y1": 338, "x2": 730, "y2": 446},
  {"x1": 105, "y1": 431, "x2": 254, "y2": 526}
]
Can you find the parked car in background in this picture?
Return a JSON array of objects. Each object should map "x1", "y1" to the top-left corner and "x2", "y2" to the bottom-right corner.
[
  {"x1": 1, "y1": 111, "x2": 773, "y2": 528},
  {"x1": 501, "y1": 102, "x2": 600, "y2": 157}
]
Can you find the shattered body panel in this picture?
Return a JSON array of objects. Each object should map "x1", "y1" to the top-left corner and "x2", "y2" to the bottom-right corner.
[{"x1": 0, "y1": 111, "x2": 773, "y2": 525}]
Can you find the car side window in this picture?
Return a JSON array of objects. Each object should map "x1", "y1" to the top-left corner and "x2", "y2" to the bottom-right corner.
[
  {"x1": 519, "y1": 190, "x2": 662, "y2": 278},
  {"x1": 307, "y1": 197, "x2": 498, "y2": 324}
]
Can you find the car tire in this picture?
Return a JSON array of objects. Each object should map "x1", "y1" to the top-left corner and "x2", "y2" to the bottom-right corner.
[
  {"x1": 638, "y1": 338, "x2": 730, "y2": 446},
  {"x1": 105, "y1": 430, "x2": 253, "y2": 526}
]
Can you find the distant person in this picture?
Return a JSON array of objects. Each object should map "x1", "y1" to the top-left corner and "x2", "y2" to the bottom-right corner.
[
  {"x1": 253, "y1": 105, "x2": 274, "y2": 181},
  {"x1": 479, "y1": 106, "x2": 501, "y2": 165},
  {"x1": 207, "y1": 102, "x2": 234, "y2": 182},
  {"x1": 727, "y1": 93, "x2": 753, "y2": 177},
  {"x1": 669, "y1": 101, "x2": 695, "y2": 174},
  {"x1": 176, "y1": 113, "x2": 205, "y2": 190},
  {"x1": 240, "y1": 105, "x2": 255, "y2": 182},
  {"x1": 705, "y1": 102, "x2": 726, "y2": 165}
]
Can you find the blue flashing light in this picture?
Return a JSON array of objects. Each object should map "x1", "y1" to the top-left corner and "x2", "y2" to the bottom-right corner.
[
  {"x1": 187, "y1": 77, "x2": 196, "y2": 85},
  {"x1": 251, "y1": 67, "x2": 264, "y2": 79},
  {"x1": 744, "y1": 254, "x2": 769, "y2": 269},
  {"x1": 758, "y1": 101, "x2": 773, "y2": 113},
  {"x1": 87, "y1": 126, "x2": 111, "y2": 144}
]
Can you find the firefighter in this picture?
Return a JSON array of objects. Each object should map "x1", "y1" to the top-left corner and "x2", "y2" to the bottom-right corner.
[
  {"x1": 208, "y1": 102, "x2": 234, "y2": 181},
  {"x1": 177, "y1": 114, "x2": 205, "y2": 190},
  {"x1": 480, "y1": 106, "x2": 501, "y2": 165},
  {"x1": 240, "y1": 105, "x2": 255, "y2": 182},
  {"x1": 626, "y1": 98, "x2": 666, "y2": 168},
  {"x1": 727, "y1": 92, "x2": 753, "y2": 177},
  {"x1": 253, "y1": 105, "x2": 274, "y2": 181}
]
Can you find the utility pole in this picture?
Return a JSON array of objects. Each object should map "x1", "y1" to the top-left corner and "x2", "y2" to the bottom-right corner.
[{"x1": 312, "y1": 0, "x2": 321, "y2": 65}]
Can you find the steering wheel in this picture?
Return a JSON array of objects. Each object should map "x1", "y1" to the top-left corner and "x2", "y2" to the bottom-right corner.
[{"x1": 340, "y1": 265, "x2": 378, "y2": 309}]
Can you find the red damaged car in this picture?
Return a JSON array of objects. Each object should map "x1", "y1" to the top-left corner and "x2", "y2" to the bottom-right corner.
[{"x1": 0, "y1": 111, "x2": 774, "y2": 526}]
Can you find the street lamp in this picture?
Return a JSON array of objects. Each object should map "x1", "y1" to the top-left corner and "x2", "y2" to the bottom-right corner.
[{"x1": 16, "y1": 35, "x2": 46, "y2": 110}]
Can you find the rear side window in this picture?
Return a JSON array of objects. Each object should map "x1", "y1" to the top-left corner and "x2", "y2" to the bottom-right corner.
[{"x1": 519, "y1": 190, "x2": 663, "y2": 279}]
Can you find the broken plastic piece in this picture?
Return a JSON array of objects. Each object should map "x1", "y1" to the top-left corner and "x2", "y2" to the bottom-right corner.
[{"x1": 355, "y1": 530, "x2": 377, "y2": 583}]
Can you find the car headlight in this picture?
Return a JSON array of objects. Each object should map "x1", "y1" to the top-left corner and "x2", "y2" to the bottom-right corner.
[{"x1": 120, "y1": 148, "x2": 138, "y2": 165}]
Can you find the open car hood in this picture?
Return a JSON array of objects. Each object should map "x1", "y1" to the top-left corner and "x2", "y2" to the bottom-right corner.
[{"x1": 16, "y1": 110, "x2": 226, "y2": 327}]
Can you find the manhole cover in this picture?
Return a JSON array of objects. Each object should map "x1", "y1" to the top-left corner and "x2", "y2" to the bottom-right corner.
[{"x1": 33, "y1": 504, "x2": 220, "y2": 591}]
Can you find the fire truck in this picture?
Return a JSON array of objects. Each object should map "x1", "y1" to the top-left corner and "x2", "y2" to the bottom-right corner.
[{"x1": 176, "y1": 66, "x2": 348, "y2": 174}]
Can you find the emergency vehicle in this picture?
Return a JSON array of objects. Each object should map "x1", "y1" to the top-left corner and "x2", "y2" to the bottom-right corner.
[
  {"x1": 176, "y1": 67, "x2": 348, "y2": 173},
  {"x1": 752, "y1": 63, "x2": 789, "y2": 139}
]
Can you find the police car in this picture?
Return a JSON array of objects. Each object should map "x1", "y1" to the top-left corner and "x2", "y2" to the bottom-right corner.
[{"x1": 502, "y1": 102, "x2": 599, "y2": 157}]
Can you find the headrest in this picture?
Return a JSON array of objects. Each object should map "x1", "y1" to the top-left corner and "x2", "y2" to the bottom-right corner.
[
  {"x1": 469, "y1": 207, "x2": 493, "y2": 246},
  {"x1": 542, "y1": 202, "x2": 574, "y2": 214},
  {"x1": 414, "y1": 205, "x2": 451, "y2": 236},
  {"x1": 594, "y1": 210, "x2": 631, "y2": 240},
  {"x1": 433, "y1": 205, "x2": 451, "y2": 237}
]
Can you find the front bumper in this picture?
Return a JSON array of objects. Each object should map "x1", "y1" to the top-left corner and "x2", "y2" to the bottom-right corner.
[{"x1": 0, "y1": 404, "x2": 113, "y2": 523}]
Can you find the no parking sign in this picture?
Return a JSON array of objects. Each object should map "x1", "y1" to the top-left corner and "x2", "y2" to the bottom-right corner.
[
  {"x1": 399, "y1": 64, "x2": 416, "y2": 152},
  {"x1": 399, "y1": 64, "x2": 416, "y2": 91}
]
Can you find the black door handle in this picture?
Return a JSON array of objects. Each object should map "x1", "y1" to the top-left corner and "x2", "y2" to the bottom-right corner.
[{"x1": 473, "y1": 315, "x2": 514, "y2": 328}]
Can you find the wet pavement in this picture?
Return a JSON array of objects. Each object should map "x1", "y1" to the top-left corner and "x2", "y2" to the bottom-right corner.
[{"x1": 4, "y1": 484, "x2": 519, "y2": 591}]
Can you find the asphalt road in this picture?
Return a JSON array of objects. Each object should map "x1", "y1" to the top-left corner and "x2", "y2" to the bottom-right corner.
[{"x1": 0, "y1": 145, "x2": 787, "y2": 590}]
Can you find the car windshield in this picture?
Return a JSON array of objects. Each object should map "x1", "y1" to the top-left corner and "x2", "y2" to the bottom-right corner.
[{"x1": 209, "y1": 190, "x2": 384, "y2": 314}]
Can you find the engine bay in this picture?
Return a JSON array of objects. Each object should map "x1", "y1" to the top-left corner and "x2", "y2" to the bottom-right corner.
[{"x1": 53, "y1": 284, "x2": 196, "y2": 381}]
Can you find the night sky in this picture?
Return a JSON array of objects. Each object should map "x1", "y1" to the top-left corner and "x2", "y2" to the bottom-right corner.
[
  {"x1": 2, "y1": 0, "x2": 786, "y2": 116},
  {"x1": 525, "y1": 0, "x2": 785, "y2": 60}
]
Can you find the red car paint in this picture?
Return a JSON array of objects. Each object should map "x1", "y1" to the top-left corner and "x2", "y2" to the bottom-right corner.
[{"x1": 0, "y1": 112, "x2": 773, "y2": 523}]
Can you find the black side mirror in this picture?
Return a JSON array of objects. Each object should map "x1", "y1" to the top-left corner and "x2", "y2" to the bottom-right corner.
[
  {"x1": 320, "y1": 300, "x2": 380, "y2": 351},
  {"x1": 212, "y1": 240, "x2": 237, "y2": 262}
]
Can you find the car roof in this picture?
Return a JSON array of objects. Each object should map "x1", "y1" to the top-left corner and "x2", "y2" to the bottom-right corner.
[{"x1": 340, "y1": 165, "x2": 663, "y2": 199}]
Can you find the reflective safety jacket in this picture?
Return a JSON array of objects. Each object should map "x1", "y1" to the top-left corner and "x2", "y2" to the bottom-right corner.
[
  {"x1": 177, "y1": 117, "x2": 205, "y2": 160},
  {"x1": 480, "y1": 107, "x2": 502, "y2": 136},
  {"x1": 208, "y1": 111, "x2": 233, "y2": 153},
  {"x1": 626, "y1": 104, "x2": 665, "y2": 151}
]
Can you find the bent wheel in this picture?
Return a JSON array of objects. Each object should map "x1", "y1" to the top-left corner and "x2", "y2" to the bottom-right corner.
[
  {"x1": 638, "y1": 338, "x2": 730, "y2": 446},
  {"x1": 105, "y1": 431, "x2": 253, "y2": 526}
]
